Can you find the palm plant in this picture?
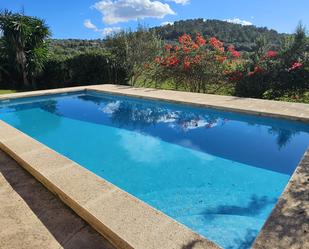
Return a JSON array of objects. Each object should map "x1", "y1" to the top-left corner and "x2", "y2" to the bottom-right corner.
[{"x1": 0, "y1": 10, "x2": 50, "y2": 88}]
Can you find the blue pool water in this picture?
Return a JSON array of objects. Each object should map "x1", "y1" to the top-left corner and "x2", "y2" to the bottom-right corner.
[{"x1": 0, "y1": 91, "x2": 308, "y2": 248}]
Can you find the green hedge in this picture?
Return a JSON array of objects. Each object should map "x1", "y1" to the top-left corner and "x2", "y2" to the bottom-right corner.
[
  {"x1": 36, "y1": 52, "x2": 128, "y2": 89},
  {"x1": 1, "y1": 52, "x2": 128, "y2": 89}
]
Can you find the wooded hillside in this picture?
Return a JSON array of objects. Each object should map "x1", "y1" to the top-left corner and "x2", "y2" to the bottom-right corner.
[{"x1": 48, "y1": 19, "x2": 287, "y2": 57}]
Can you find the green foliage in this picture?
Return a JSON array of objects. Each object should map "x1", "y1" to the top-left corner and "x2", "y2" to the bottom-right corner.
[
  {"x1": 37, "y1": 51, "x2": 127, "y2": 89},
  {"x1": 105, "y1": 26, "x2": 162, "y2": 85},
  {"x1": 0, "y1": 10, "x2": 50, "y2": 88},
  {"x1": 0, "y1": 89, "x2": 16, "y2": 94},
  {"x1": 234, "y1": 24, "x2": 309, "y2": 98},
  {"x1": 48, "y1": 39, "x2": 106, "y2": 59}
]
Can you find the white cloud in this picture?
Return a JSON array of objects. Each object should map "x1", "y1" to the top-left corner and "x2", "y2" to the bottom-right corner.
[
  {"x1": 84, "y1": 19, "x2": 99, "y2": 31},
  {"x1": 167, "y1": 0, "x2": 190, "y2": 5},
  {"x1": 101, "y1": 101, "x2": 121, "y2": 113},
  {"x1": 160, "y1": 21, "x2": 173, "y2": 26},
  {"x1": 117, "y1": 130, "x2": 214, "y2": 164},
  {"x1": 83, "y1": 19, "x2": 122, "y2": 36},
  {"x1": 93, "y1": 0, "x2": 176, "y2": 24},
  {"x1": 225, "y1": 18, "x2": 253, "y2": 26},
  {"x1": 102, "y1": 27, "x2": 123, "y2": 36}
]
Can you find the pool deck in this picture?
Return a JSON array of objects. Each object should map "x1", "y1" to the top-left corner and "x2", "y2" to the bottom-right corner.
[
  {"x1": 0, "y1": 149, "x2": 115, "y2": 249},
  {"x1": 0, "y1": 84, "x2": 308, "y2": 249}
]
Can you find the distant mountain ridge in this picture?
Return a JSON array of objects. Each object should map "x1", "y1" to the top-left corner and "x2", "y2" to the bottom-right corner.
[
  {"x1": 152, "y1": 18, "x2": 288, "y2": 51},
  {"x1": 49, "y1": 18, "x2": 288, "y2": 56}
]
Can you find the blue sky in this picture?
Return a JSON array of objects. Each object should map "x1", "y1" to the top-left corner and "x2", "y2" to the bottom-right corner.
[{"x1": 1, "y1": 0, "x2": 309, "y2": 39}]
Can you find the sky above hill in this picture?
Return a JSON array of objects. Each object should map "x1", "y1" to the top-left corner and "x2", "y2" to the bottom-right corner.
[{"x1": 1, "y1": 0, "x2": 309, "y2": 39}]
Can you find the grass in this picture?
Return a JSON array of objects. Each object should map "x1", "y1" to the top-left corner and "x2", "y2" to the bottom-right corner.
[
  {"x1": 135, "y1": 79, "x2": 309, "y2": 104},
  {"x1": 0, "y1": 89, "x2": 16, "y2": 95},
  {"x1": 1, "y1": 84, "x2": 308, "y2": 103}
]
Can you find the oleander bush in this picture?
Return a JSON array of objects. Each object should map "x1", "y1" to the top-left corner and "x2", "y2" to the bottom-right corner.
[
  {"x1": 147, "y1": 33, "x2": 242, "y2": 93},
  {"x1": 142, "y1": 24, "x2": 308, "y2": 102}
]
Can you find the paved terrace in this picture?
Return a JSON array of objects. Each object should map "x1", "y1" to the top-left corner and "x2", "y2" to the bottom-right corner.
[{"x1": 0, "y1": 149, "x2": 115, "y2": 249}]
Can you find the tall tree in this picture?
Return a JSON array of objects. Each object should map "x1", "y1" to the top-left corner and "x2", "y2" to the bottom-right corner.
[
  {"x1": 0, "y1": 10, "x2": 50, "y2": 88},
  {"x1": 105, "y1": 26, "x2": 162, "y2": 85}
]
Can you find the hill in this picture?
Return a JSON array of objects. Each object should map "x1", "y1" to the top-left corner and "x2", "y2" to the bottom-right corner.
[
  {"x1": 48, "y1": 18, "x2": 288, "y2": 57},
  {"x1": 48, "y1": 39, "x2": 106, "y2": 58},
  {"x1": 152, "y1": 19, "x2": 287, "y2": 51}
]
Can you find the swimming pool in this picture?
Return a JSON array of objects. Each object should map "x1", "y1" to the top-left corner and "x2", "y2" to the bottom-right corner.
[{"x1": 0, "y1": 90, "x2": 308, "y2": 249}]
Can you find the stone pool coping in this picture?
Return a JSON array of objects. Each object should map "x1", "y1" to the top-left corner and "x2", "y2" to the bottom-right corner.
[{"x1": 0, "y1": 84, "x2": 309, "y2": 248}]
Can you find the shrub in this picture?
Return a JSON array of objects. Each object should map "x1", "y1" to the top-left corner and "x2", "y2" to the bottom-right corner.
[
  {"x1": 105, "y1": 26, "x2": 162, "y2": 85},
  {"x1": 150, "y1": 33, "x2": 241, "y2": 93},
  {"x1": 233, "y1": 24, "x2": 309, "y2": 98},
  {"x1": 36, "y1": 52, "x2": 127, "y2": 89}
]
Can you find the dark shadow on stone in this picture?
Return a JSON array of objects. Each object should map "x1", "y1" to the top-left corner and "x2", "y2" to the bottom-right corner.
[
  {"x1": 0, "y1": 149, "x2": 115, "y2": 249},
  {"x1": 181, "y1": 239, "x2": 204, "y2": 249}
]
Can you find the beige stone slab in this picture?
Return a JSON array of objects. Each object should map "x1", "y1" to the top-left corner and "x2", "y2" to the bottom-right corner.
[
  {"x1": 0, "y1": 150, "x2": 115, "y2": 249},
  {"x1": 0, "y1": 86, "x2": 86, "y2": 101},
  {"x1": 0, "y1": 120, "x2": 220, "y2": 249}
]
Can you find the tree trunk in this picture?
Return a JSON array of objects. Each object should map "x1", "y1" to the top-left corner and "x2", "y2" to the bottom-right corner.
[
  {"x1": 22, "y1": 69, "x2": 29, "y2": 87},
  {"x1": 16, "y1": 49, "x2": 30, "y2": 88}
]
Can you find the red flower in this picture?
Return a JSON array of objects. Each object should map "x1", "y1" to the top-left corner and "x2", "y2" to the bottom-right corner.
[
  {"x1": 161, "y1": 59, "x2": 167, "y2": 66},
  {"x1": 183, "y1": 46, "x2": 190, "y2": 53},
  {"x1": 254, "y1": 66, "x2": 263, "y2": 73},
  {"x1": 248, "y1": 66, "x2": 263, "y2": 76},
  {"x1": 192, "y1": 42, "x2": 199, "y2": 50},
  {"x1": 165, "y1": 44, "x2": 173, "y2": 52},
  {"x1": 184, "y1": 58, "x2": 191, "y2": 71},
  {"x1": 179, "y1": 33, "x2": 192, "y2": 45},
  {"x1": 209, "y1": 37, "x2": 224, "y2": 51},
  {"x1": 196, "y1": 33, "x2": 206, "y2": 46},
  {"x1": 231, "y1": 50, "x2": 241, "y2": 58},
  {"x1": 154, "y1": 56, "x2": 161, "y2": 63},
  {"x1": 174, "y1": 45, "x2": 180, "y2": 52},
  {"x1": 228, "y1": 45, "x2": 235, "y2": 52},
  {"x1": 218, "y1": 47, "x2": 225, "y2": 52},
  {"x1": 168, "y1": 56, "x2": 179, "y2": 66},
  {"x1": 228, "y1": 45, "x2": 240, "y2": 58},
  {"x1": 216, "y1": 55, "x2": 227, "y2": 63},
  {"x1": 193, "y1": 55, "x2": 201, "y2": 63},
  {"x1": 228, "y1": 71, "x2": 243, "y2": 81},
  {"x1": 288, "y1": 62, "x2": 303, "y2": 71},
  {"x1": 266, "y1": 50, "x2": 278, "y2": 58}
]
